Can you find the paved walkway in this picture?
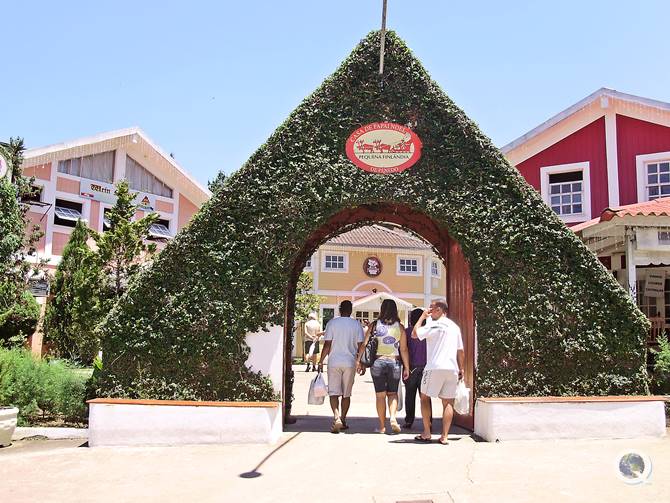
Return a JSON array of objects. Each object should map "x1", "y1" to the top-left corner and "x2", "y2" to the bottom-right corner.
[{"x1": 1, "y1": 365, "x2": 668, "y2": 502}]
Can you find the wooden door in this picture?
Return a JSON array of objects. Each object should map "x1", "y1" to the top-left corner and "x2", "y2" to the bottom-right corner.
[{"x1": 447, "y1": 237, "x2": 475, "y2": 430}]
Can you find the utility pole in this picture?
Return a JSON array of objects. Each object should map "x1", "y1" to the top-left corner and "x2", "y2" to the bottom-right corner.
[{"x1": 379, "y1": 0, "x2": 388, "y2": 75}]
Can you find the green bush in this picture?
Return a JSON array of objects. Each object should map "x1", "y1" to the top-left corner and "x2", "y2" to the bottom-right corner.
[
  {"x1": 0, "y1": 348, "x2": 87, "y2": 425},
  {"x1": 651, "y1": 335, "x2": 670, "y2": 395},
  {"x1": 0, "y1": 284, "x2": 40, "y2": 345}
]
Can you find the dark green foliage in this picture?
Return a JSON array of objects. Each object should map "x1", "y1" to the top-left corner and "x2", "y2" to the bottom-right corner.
[
  {"x1": 0, "y1": 286, "x2": 40, "y2": 345},
  {"x1": 651, "y1": 336, "x2": 670, "y2": 394},
  {"x1": 294, "y1": 272, "x2": 322, "y2": 323},
  {"x1": 99, "y1": 31, "x2": 648, "y2": 403},
  {"x1": 44, "y1": 220, "x2": 103, "y2": 364},
  {"x1": 0, "y1": 348, "x2": 87, "y2": 425}
]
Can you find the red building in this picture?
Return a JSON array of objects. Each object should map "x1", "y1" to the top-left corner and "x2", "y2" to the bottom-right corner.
[{"x1": 503, "y1": 88, "x2": 670, "y2": 331}]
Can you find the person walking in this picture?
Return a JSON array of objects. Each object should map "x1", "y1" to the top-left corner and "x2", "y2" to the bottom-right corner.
[
  {"x1": 403, "y1": 308, "x2": 431, "y2": 429},
  {"x1": 412, "y1": 299, "x2": 464, "y2": 445},
  {"x1": 356, "y1": 299, "x2": 410, "y2": 434},
  {"x1": 317, "y1": 300, "x2": 364, "y2": 433},
  {"x1": 303, "y1": 312, "x2": 323, "y2": 372}
]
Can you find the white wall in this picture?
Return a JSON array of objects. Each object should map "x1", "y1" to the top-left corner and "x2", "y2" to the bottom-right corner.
[{"x1": 245, "y1": 325, "x2": 284, "y2": 396}]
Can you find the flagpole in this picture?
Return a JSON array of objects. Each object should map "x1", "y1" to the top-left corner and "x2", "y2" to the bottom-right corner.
[{"x1": 378, "y1": 0, "x2": 388, "y2": 75}]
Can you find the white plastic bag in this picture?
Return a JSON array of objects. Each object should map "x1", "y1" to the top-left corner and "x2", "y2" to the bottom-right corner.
[
  {"x1": 397, "y1": 378, "x2": 404, "y2": 412},
  {"x1": 308, "y1": 374, "x2": 326, "y2": 405},
  {"x1": 307, "y1": 340, "x2": 316, "y2": 357},
  {"x1": 454, "y1": 379, "x2": 470, "y2": 415}
]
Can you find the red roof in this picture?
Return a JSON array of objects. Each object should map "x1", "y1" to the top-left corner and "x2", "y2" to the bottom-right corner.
[
  {"x1": 326, "y1": 224, "x2": 430, "y2": 249},
  {"x1": 572, "y1": 197, "x2": 670, "y2": 233}
]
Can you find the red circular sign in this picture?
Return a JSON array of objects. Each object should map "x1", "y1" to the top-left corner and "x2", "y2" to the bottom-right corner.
[
  {"x1": 363, "y1": 256, "x2": 382, "y2": 277},
  {"x1": 346, "y1": 122, "x2": 422, "y2": 174}
]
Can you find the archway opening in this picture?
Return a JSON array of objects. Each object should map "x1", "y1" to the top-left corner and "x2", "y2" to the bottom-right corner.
[{"x1": 282, "y1": 203, "x2": 476, "y2": 431}]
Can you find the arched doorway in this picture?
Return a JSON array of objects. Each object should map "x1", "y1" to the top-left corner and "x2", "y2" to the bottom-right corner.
[{"x1": 283, "y1": 203, "x2": 476, "y2": 430}]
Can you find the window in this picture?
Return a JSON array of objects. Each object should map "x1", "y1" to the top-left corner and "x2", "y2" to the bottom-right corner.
[
  {"x1": 636, "y1": 280, "x2": 658, "y2": 319},
  {"x1": 304, "y1": 255, "x2": 313, "y2": 271},
  {"x1": 58, "y1": 150, "x2": 114, "y2": 183},
  {"x1": 355, "y1": 311, "x2": 370, "y2": 323},
  {"x1": 103, "y1": 208, "x2": 112, "y2": 231},
  {"x1": 126, "y1": 155, "x2": 173, "y2": 198},
  {"x1": 21, "y1": 184, "x2": 43, "y2": 204},
  {"x1": 645, "y1": 161, "x2": 670, "y2": 200},
  {"x1": 321, "y1": 308, "x2": 335, "y2": 330},
  {"x1": 148, "y1": 218, "x2": 173, "y2": 240},
  {"x1": 323, "y1": 253, "x2": 347, "y2": 272},
  {"x1": 398, "y1": 256, "x2": 420, "y2": 275},
  {"x1": 431, "y1": 260, "x2": 440, "y2": 278},
  {"x1": 659, "y1": 231, "x2": 670, "y2": 245},
  {"x1": 548, "y1": 171, "x2": 583, "y2": 215},
  {"x1": 54, "y1": 199, "x2": 83, "y2": 228},
  {"x1": 540, "y1": 162, "x2": 590, "y2": 223}
]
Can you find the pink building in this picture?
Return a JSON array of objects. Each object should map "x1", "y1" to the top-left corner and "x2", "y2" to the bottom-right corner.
[{"x1": 21, "y1": 127, "x2": 210, "y2": 268}]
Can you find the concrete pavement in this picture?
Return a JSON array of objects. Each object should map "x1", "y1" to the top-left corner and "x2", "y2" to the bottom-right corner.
[{"x1": 1, "y1": 365, "x2": 668, "y2": 502}]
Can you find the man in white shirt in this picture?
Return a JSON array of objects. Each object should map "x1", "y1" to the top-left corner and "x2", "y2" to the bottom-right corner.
[
  {"x1": 318, "y1": 300, "x2": 365, "y2": 433},
  {"x1": 412, "y1": 299, "x2": 464, "y2": 445},
  {"x1": 303, "y1": 312, "x2": 323, "y2": 372}
]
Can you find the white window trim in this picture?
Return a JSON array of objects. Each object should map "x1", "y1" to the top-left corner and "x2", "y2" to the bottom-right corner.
[
  {"x1": 430, "y1": 259, "x2": 442, "y2": 278},
  {"x1": 321, "y1": 252, "x2": 348, "y2": 273},
  {"x1": 303, "y1": 254, "x2": 314, "y2": 272},
  {"x1": 319, "y1": 304, "x2": 338, "y2": 331},
  {"x1": 540, "y1": 161, "x2": 591, "y2": 223},
  {"x1": 636, "y1": 151, "x2": 670, "y2": 202},
  {"x1": 397, "y1": 255, "x2": 422, "y2": 276}
]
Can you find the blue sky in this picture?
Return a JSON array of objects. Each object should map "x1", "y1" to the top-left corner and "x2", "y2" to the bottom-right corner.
[{"x1": 3, "y1": 1, "x2": 670, "y2": 187}]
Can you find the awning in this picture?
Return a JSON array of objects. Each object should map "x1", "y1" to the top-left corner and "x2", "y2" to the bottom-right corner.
[
  {"x1": 54, "y1": 206, "x2": 83, "y2": 222},
  {"x1": 148, "y1": 223, "x2": 172, "y2": 239}
]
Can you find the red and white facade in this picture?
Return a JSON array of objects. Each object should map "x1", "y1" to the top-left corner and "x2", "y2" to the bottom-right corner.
[
  {"x1": 22, "y1": 127, "x2": 211, "y2": 269},
  {"x1": 504, "y1": 88, "x2": 670, "y2": 327}
]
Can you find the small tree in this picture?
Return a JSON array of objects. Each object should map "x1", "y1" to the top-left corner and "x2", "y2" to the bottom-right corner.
[
  {"x1": 0, "y1": 138, "x2": 44, "y2": 347},
  {"x1": 294, "y1": 272, "x2": 322, "y2": 323},
  {"x1": 93, "y1": 180, "x2": 158, "y2": 298},
  {"x1": 44, "y1": 220, "x2": 103, "y2": 364}
]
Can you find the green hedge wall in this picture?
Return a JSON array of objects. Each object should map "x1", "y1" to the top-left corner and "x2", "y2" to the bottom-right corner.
[{"x1": 98, "y1": 31, "x2": 648, "y2": 404}]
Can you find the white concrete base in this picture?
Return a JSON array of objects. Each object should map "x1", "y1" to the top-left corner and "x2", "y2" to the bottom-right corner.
[
  {"x1": 12, "y1": 427, "x2": 88, "y2": 441},
  {"x1": 0, "y1": 407, "x2": 18, "y2": 447},
  {"x1": 474, "y1": 397, "x2": 667, "y2": 442},
  {"x1": 88, "y1": 400, "x2": 282, "y2": 447}
]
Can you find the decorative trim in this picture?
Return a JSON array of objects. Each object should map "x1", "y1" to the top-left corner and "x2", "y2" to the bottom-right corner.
[
  {"x1": 636, "y1": 151, "x2": 670, "y2": 203},
  {"x1": 87, "y1": 398, "x2": 280, "y2": 408},
  {"x1": 604, "y1": 112, "x2": 620, "y2": 207},
  {"x1": 539, "y1": 161, "x2": 591, "y2": 223}
]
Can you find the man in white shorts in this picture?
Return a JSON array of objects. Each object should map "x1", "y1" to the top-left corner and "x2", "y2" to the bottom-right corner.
[
  {"x1": 317, "y1": 300, "x2": 364, "y2": 433},
  {"x1": 412, "y1": 299, "x2": 464, "y2": 444}
]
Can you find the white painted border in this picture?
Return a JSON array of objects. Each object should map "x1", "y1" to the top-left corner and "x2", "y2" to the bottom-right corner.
[
  {"x1": 604, "y1": 111, "x2": 620, "y2": 207},
  {"x1": 13, "y1": 427, "x2": 88, "y2": 440},
  {"x1": 474, "y1": 399, "x2": 666, "y2": 441},
  {"x1": 430, "y1": 259, "x2": 442, "y2": 279},
  {"x1": 321, "y1": 251, "x2": 349, "y2": 273},
  {"x1": 396, "y1": 254, "x2": 422, "y2": 276},
  {"x1": 540, "y1": 161, "x2": 591, "y2": 223},
  {"x1": 636, "y1": 150, "x2": 670, "y2": 203}
]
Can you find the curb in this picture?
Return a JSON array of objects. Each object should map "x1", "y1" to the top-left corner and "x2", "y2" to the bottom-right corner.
[{"x1": 12, "y1": 427, "x2": 88, "y2": 440}]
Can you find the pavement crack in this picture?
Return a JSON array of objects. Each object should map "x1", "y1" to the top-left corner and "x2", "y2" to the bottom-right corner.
[
  {"x1": 446, "y1": 489, "x2": 455, "y2": 502},
  {"x1": 465, "y1": 445, "x2": 476, "y2": 485}
]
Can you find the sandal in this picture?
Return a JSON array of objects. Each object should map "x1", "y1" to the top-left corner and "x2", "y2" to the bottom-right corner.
[
  {"x1": 390, "y1": 421, "x2": 401, "y2": 434},
  {"x1": 374, "y1": 427, "x2": 386, "y2": 434},
  {"x1": 331, "y1": 419, "x2": 343, "y2": 434},
  {"x1": 340, "y1": 420, "x2": 349, "y2": 430},
  {"x1": 438, "y1": 437, "x2": 449, "y2": 445},
  {"x1": 414, "y1": 435, "x2": 431, "y2": 443}
]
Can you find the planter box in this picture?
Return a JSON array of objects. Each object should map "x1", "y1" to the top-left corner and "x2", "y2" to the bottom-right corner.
[
  {"x1": 474, "y1": 396, "x2": 667, "y2": 442},
  {"x1": 87, "y1": 398, "x2": 282, "y2": 447},
  {"x1": 0, "y1": 407, "x2": 19, "y2": 447}
]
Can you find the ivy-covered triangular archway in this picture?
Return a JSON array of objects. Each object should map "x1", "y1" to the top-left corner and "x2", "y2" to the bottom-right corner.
[{"x1": 99, "y1": 31, "x2": 648, "y2": 412}]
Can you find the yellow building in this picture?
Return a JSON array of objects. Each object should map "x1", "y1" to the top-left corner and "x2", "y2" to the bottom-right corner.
[{"x1": 300, "y1": 225, "x2": 446, "y2": 353}]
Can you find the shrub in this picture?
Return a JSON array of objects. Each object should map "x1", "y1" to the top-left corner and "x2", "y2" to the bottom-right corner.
[
  {"x1": 0, "y1": 348, "x2": 87, "y2": 425},
  {"x1": 651, "y1": 335, "x2": 670, "y2": 395},
  {"x1": 0, "y1": 284, "x2": 40, "y2": 346}
]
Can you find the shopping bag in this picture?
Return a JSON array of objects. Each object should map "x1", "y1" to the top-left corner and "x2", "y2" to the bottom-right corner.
[
  {"x1": 454, "y1": 379, "x2": 470, "y2": 415},
  {"x1": 397, "y1": 378, "x2": 404, "y2": 412},
  {"x1": 308, "y1": 374, "x2": 326, "y2": 405},
  {"x1": 307, "y1": 341, "x2": 316, "y2": 357},
  {"x1": 313, "y1": 372, "x2": 328, "y2": 398}
]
